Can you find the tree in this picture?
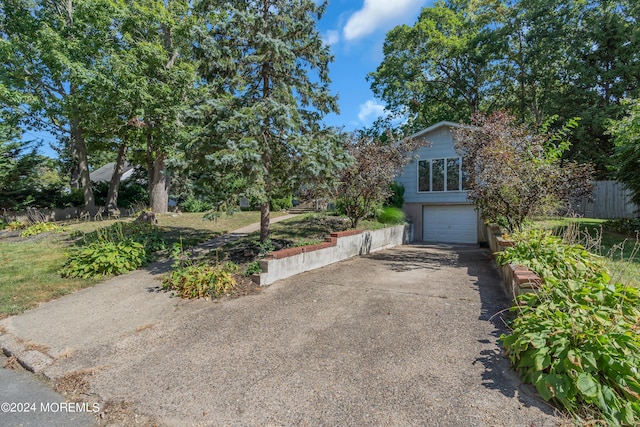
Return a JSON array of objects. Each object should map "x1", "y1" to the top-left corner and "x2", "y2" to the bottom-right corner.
[
  {"x1": 453, "y1": 111, "x2": 593, "y2": 231},
  {"x1": 368, "y1": 0, "x2": 504, "y2": 131},
  {"x1": 370, "y1": 0, "x2": 640, "y2": 176},
  {"x1": 191, "y1": 0, "x2": 343, "y2": 241},
  {"x1": 608, "y1": 99, "x2": 640, "y2": 209},
  {"x1": 0, "y1": 0, "x2": 124, "y2": 208},
  {"x1": 337, "y1": 133, "x2": 420, "y2": 228}
]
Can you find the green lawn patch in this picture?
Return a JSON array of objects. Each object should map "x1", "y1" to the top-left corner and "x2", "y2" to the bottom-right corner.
[{"x1": 0, "y1": 238, "x2": 98, "y2": 318}]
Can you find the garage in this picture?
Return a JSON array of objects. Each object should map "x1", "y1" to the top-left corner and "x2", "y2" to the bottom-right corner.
[{"x1": 423, "y1": 205, "x2": 478, "y2": 244}]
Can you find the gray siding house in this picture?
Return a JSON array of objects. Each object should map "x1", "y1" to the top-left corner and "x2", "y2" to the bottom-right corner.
[{"x1": 396, "y1": 121, "x2": 480, "y2": 244}]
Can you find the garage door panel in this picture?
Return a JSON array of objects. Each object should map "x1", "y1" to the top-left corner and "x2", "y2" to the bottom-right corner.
[{"x1": 423, "y1": 205, "x2": 477, "y2": 244}]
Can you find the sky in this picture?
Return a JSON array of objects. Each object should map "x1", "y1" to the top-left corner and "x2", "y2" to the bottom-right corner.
[{"x1": 317, "y1": 0, "x2": 430, "y2": 131}]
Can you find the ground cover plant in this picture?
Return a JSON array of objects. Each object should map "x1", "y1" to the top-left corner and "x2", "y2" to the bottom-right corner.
[
  {"x1": 162, "y1": 242, "x2": 238, "y2": 299},
  {"x1": 60, "y1": 220, "x2": 167, "y2": 278},
  {"x1": 498, "y1": 229, "x2": 640, "y2": 425},
  {"x1": 20, "y1": 221, "x2": 67, "y2": 237}
]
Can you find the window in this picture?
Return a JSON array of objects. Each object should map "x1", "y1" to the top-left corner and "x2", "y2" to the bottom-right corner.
[
  {"x1": 418, "y1": 160, "x2": 430, "y2": 192},
  {"x1": 417, "y1": 157, "x2": 465, "y2": 192}
]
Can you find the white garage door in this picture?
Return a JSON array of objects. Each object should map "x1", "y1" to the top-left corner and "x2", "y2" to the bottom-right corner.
[{"x1": 423, "y1": 205, "x2": 478, "y2": 244}]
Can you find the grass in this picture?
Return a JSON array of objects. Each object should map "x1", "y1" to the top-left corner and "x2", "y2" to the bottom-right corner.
[
  {"x1": 532, "y1": 217, "x2": 640, "y2": 287},
  {"x1": 0, "y1": 238, "x2": 98, "y2": 317},
  {"x1": 0, "y1": 211, "x2": 281, "y2": 317}
]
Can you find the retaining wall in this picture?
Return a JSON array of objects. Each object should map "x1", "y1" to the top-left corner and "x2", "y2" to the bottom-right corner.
[
  {"x1": 485, "y1": 223, "x2": 543, "y2": 299},
  {"x1": 254, "y1": 224, "x2": 409, "y2": 286}
]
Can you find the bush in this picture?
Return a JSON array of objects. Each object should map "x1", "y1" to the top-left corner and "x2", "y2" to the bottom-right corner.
[
  {"x1": 498, "y1": 229, "x2": 640, "y2": 425},
  {"x1": 501, "y1": 278, "x2": 640, "y2": 426},
  {"x1": 377, "y1": 206, "x2": 406, "y2": 225},
  {"x1": 179, "y1": 196, "x2": 213, "y2": 213},
  {"x1": 60, "y1": 239, "x2": 146, "y2": 278},
  {"x1": 92, "y1": 181, "x2": 149, "y2": 209},
  {"x1": 385, "y1": 182, "x2": 405, "y2": 209},
  {"x1": 270, "y1": 194, "x2": 293, "y2": 211},
  {"x1": 20, "y1": 222, "x2": 66, "y2": 237},
  {"x1": 244, "y1": 261, "x2": 262, "y2": 276},
  {"x1": 162, "y1": 262, "x2": 238, "y2": 299},
  {"x1": 603, "y1": 218, "x2": 640, "y2": 236}
]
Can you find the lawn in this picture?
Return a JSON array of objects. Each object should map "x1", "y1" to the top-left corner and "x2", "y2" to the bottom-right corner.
[
  {"x1": 0, "y1": 211, "x2": 283, "y2": 317},
  {"x1": 533, "y1": 217, "x2": 640, "y2": 287}
]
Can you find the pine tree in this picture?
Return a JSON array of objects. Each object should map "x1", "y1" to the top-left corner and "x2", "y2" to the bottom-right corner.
[{"x1": 191, "y1": 0, "x2": 344, "y2": 241}]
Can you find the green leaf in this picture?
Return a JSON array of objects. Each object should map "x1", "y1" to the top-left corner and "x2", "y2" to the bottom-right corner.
[{"x1": 576, "y1": 373, "x2": 599, "y2": 398}]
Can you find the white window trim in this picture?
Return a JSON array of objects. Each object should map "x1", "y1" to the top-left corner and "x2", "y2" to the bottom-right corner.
[{"x1": 416, "y1": 157, "x2": 465, "y2": 193}]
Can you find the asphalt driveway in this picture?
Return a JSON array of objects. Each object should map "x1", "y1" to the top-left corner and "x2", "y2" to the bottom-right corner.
[{"x1": 1, "y1": 244, "x2": 562, "y2": 426}]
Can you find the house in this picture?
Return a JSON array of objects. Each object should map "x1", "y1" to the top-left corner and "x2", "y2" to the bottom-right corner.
[
  {"x1": 89, "y1": 162, "x2": 135, "y2": 183},
  {"x1": 396, "y1": 121, "x2": 480, "y2": 244}
]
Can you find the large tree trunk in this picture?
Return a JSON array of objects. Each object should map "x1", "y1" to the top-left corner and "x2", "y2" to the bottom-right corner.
[
  {"x1": 105, "y1": 142, "x2": 128, "y2": 210},
  {"x1": 149, "y1": 151, "x2": 170, "y2": 213},
  {"x1": 70, "y1": 117, "x2": 95, "y2": 208}
]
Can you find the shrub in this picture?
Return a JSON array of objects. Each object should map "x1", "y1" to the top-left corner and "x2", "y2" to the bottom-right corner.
[
  {"x1": 61, "y1": 221, "x2": 166, "y2": 278},
  {"x1": 60, "y1": 239, "x2": 146, "y2": 278},
  {"x1": 244, "y1": 261, "x2": 262, "y2": 276},
  {"x1": 270, "y1": 195, "x2": 293, "y2": 211},
  {"x1": 501, "y1": 278, "x2": 640, "y2": 425},
  {"x1": 162, "y1": 262, "x2": 238, "y2": 299},
  {"x1": 79, "y1": 221, "x2": 166, "y2": 258},
  {"x1": 385, "y1": 182, "x2": 405, "y2": 209},
  {"x1": 20, "y1": 222, "x2": 66, "y2": 237},
  {"x1": 6, "y1": 221, "x2": 26, "y2": 231},
  {"x1": 180, "y1": 196, "x2": 213, "y2": 213},
  {"x1": 603, "y1": 218, "x2": 640, "y2": 236},
  {"x1": 377, "y1": 206, "x2": 406, "y2": 225}
]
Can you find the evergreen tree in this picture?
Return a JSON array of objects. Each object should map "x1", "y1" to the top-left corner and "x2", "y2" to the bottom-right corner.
[{"x1": 191, "y1": 0, "x2": 344, "y2": 241}]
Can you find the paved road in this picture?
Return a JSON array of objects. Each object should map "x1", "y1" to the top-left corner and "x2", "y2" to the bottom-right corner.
[
  {"x1": 0, "y1": 354, "x2": 96, "y2": 426},
  {"x1": 1, "y1": 243, "x2": 562, "y2": 426}
]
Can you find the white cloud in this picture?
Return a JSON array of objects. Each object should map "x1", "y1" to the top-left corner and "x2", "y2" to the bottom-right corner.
[
  {"x1": 343, "y1": 0, "x2": 426, "y2": 41},
  {"x1": 358, "y1": 99, "x2": 387, "y2": 123},
  {"x1": 323, "y1": 30, "x2": 340, "y2": 46}
]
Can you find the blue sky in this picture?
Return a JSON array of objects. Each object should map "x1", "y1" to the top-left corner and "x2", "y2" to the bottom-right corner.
[{"x1": 317, "y1": 0, "x2": 430, "y2": 131}]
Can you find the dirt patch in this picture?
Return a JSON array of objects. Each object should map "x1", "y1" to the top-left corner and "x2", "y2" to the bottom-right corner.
[
  {"x1": 55, "y1": 366, "x2": 107, "y2": 399},
  {"x1": 96, "y1": 399, "x2": 159, "y2": 426},
  {"x1": 230, "y1": 274, "x2": 262, "y2": 298},
  {"x1": 3, "y1": 355, "x2": 19, "y2": 369}
]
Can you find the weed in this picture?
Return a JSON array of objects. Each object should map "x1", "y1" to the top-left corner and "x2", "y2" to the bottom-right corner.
[
  {"x1": 3, "y1": 355, "x2": 19, "y2": 369},
  {"x1": 244, "y1": 261, "x2": 262, "y2": 276}
]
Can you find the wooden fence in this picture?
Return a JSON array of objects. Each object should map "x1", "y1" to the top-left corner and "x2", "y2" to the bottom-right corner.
[{"x1": 573, "y1": 180, "x2": 638, "y2": 219}]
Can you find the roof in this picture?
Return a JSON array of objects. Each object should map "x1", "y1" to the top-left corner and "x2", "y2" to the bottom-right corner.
[
  {"x1": 89, "y1": 162, "x2": 134, "y2": 183},
  {"x1": 409, "y1": 121, "x2": 465, "y2": 140}
]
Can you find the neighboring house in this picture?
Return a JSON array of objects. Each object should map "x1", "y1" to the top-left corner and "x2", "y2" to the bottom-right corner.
[
  {"x1": 396, "y1": 121, "x2": 480, "y2": 244},
  {"x1": 89, "y1": 162, "x2": 134, "y2": 183}
]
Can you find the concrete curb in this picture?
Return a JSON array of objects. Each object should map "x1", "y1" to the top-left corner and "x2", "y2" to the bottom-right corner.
[{"x1": 0, "y1": 332, "x2": 54, "y2": 374}]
